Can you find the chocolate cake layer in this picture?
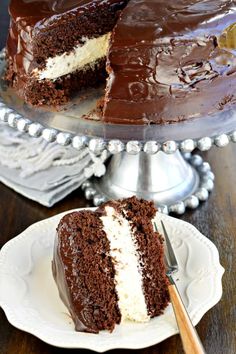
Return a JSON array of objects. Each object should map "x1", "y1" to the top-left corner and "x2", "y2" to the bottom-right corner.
[
  {"x1": 6, "y1": 0, "x2": 127, "y2": 106},
  {"x1": 52, "y1": 210, "x2": 121, "y2": 333},
  {"x1": 8, "y1": 0, "x2": 127, "y2": 64},
  {"x1": 6, "y1": 57, "x2": 106, "y2": 106},
  {"x1": 103, "y1": 0, "x2": 236, "y2": 124}
]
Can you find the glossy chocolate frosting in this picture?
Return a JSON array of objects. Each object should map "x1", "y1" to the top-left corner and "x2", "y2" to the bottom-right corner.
[
  {"x1": 103, "y1": 0, "x2": 236, "y2": 124},
  {"x1": 9, "y1": 0, "x2": 125, "y2": 28}
]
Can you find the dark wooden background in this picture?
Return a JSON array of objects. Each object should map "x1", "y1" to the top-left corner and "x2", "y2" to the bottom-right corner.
[{"x1": 0, "y1": 2, "x2": 235, "y2": 353}]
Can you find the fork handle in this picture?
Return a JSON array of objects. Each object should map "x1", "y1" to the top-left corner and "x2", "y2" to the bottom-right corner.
[{"x1": 168, "y1": 280, "x2": 206, "y2": 354}]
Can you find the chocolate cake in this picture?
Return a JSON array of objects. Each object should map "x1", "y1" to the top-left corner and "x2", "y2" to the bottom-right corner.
[
  {"x1": 5, "y1": 0, "x2": 236, "y2": 124},
  {"x1": 52, "y1": 197, "x2": 169, "y2": 333},
  {"x1": 103, "y1": 0, "x2": 236, "y2": 124},
  {"x1": 5, "y1": 0, "x2": 127, "y2": 105}
]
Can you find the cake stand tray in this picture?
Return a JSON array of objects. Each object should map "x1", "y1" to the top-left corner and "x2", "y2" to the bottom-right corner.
[{"x1": 1, "y1": 49, "x2": 236, "y2": 214}]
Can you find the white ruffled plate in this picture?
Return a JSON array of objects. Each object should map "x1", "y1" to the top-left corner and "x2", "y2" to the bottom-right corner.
[{"x1": 0, "y1": 209, "x2": 224, "y2": 351}]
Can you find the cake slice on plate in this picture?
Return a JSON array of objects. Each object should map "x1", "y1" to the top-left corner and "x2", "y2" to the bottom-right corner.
[{"x1": 52, "y1": 196, "x2": 169, "y2": 333}]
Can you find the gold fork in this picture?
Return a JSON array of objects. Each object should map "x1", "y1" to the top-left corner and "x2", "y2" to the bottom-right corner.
[{"x1": 154, "y1": 221, "x2": 206, "y2": 354}]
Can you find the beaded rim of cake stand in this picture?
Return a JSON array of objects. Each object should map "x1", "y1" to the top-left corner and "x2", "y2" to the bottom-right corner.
[
  {"x1": 0, "y1": 98, "x2": 235, "y2": 155},
  {"x1": 81, "y1": 153, "x2": 215, "y2": 214},
  {"x1": 0, "y1": 94, "x2": 218, "y2": 215}
]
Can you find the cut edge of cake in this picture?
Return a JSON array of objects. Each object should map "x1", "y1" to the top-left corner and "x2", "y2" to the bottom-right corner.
[{"x1": 5, "y1": 0, "x2": 128, "y2": 106}]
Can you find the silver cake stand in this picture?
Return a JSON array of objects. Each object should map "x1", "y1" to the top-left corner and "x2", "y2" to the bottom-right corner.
[{"x1": 1, "y1": 49, "x2": 236, "y2": 214}]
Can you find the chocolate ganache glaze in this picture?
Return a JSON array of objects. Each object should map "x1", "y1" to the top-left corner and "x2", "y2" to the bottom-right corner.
[
  {"x1": 8, "y1": 0, "x2": 123, "y2": 27},
  {"x1": 103, "y1": 0, "x2": 236, "y2": 124}
]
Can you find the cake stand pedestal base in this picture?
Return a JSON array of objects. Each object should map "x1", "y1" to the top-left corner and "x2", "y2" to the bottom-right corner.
[{"x1": 82, "y1": 151, "x2": 215, "y2": 214}]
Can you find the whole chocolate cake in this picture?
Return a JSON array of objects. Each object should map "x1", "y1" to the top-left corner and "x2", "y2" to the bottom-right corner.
[
  {"x1": 52, "y1": 197, "x2": 169, "y2": 333},
  {"x1": 4, "y1": 0, "x2": 236, "y2": 124}
]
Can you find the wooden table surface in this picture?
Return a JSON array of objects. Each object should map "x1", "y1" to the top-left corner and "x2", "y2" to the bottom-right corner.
[{"x1": 0, "y1": 3, "x2": 235, "y2": 354}]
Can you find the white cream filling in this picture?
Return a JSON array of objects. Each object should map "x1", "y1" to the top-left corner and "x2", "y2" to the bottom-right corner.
[
  {"x1": 100, "y1": 206, "x2": 150, "y2": 323},
  {"x1": 33, "y1": 33, "x2": 110, "y2": 81}
]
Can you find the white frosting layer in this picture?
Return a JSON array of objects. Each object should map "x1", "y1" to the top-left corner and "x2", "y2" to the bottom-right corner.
[
  {"x1": 34, "y1": 33, "x2": 110, "y2": 81},
  {"x1": 100, "y1": 206, "x2": 149, "y2": 323}
]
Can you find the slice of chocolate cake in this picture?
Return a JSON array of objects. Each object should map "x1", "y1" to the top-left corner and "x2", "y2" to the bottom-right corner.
[
  {"x1": 5, "y1": 0, "x2": 127, "y2": 106},
  {"x1": 103, "y1": 0, "x2": 236, "y2": 124},
  {"x1": 52, "y1": 197, "x2": 169, "y2": 333}
]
